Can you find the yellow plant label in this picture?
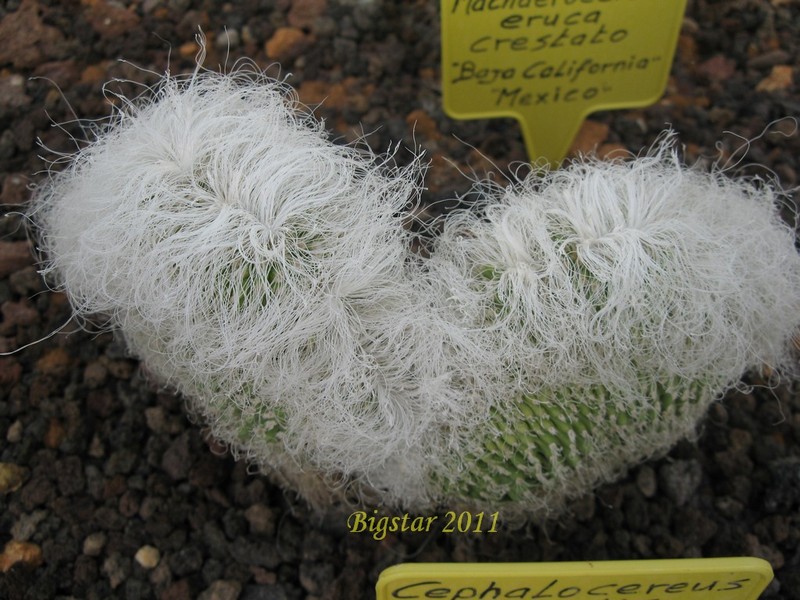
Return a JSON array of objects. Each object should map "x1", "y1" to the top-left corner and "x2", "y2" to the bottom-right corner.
[
  {"x1": 440, "y1": 0, "x2": 688, "y2": 166},
  {"x1": 376, "y1": 558, "x2": 774, "y2": 600}
]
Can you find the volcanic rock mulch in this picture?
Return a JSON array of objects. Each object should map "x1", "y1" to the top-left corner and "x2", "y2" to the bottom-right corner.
[{"x1": 1, "y1": 0, "x2": 799, "y2": 598}]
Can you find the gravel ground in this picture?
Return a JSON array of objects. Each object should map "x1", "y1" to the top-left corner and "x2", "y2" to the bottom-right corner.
[{"x1": 1, "y1": 0, "x2": 800, "y2": 598}]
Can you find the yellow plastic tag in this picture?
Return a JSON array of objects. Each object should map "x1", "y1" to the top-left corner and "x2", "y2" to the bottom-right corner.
[
  {"x1": 376, "y1": 558, "x2": 774, "y2": 600},
  {"x1": 440, "y1": 0, "x2": 688, "y2": 166}
]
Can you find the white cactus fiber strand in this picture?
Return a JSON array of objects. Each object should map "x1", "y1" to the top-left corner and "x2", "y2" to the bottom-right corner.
[{"x1": 29, "y1": 60, "x2": 800, "y2": 518}]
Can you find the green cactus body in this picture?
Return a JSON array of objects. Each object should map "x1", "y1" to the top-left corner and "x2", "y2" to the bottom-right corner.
[{"x1": 438, "y1": 378, "x2": 711, "y2": 507}]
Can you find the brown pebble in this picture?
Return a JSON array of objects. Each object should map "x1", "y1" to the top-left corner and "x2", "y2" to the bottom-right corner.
[
  {"x1": 161, "y1": 578, "x2": 191, "y2": 600},
  {"x1": 597, "y1": 143, "x2": 629, "y2": 160},
  {"x1": 105, "y1": 359, "x2": 135, "y2": 380},
  {"x1": 250, "y1": 567, "x2": 277, "y2": 585},
  {"x1": 0, "y1": 240, "x2": 34, "y2": 278},
  {"x1": 83, "y1": 360, "x2": 108, "y2": 388},
  {"x1": 0, "y1": 0, "x2": 68, "y2": 69},
  {"x1": 1, "y1": 173, "x2": 30, "y2": 206},
  {"x1": 36, "y1": 347, "x2": 73, "y2": 378},
  {"x1": 179, "y1": 41, "x2": 200, "y2": 59},
  {"x1": 31, "y1": 59, "x2": 80, "y2": 87},
  {"x1": 244, "y1": 503, "x2": 276, "y2": 536},
  {"x1": 145, "y1": 406, "x2": 167, "y2": 433},
  {"x1": 80, "y1": 64, "x2": 107, "y2": 85},
  {"x1": 297, "y1": 78, "x2": 372, "y2": 113},
  {"x1": 0, "y1": 357, "x2": 23, "y2": 387},
  {"x1": 288, "y1": 0, "x2": 327, "y2": 30},
  {"x1": 1, "y1": 299, "x2": 38, "y2": 331},
  {"x1": 265, "y1": 27, "x2": 309, "y2": 61},
  {"x1": 198, "y1": 579, "x2": 243, "y2": 600},
  {"x1": 676, "y1": 32, "x2": 698, "y2": 66},
  {"x1": 696, "y1": 54, "x2": 737, "y2": 81},
  {"x1": 162, "y1": 431, "x2": 192, "y2": 481},
  {"x1": 756, "y1": 65, "x2": 793, "y2": 92},
  {"x1": 569, "y1": 120, "x2": 610, "y2": 157},
  {"x1": 83, "y1": 0, "x2": 141, "y2": 38},
  {"x1": 44, "y1": 418, "x2": 66, "y2": 449},
  {"x1": 87, "y1": 389, "x2": 117, "y2": 418},
  {"x1": 0, "y1": 540, "x2": 43, "y2": 572},
  {"x1": 406, "y1": 109, "x2": 441, "y2": 141}
]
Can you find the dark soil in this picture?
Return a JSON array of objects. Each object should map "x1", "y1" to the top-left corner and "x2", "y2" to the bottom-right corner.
[{"x1": 1, "y1": 0, "x2": 799, "y2": 598}]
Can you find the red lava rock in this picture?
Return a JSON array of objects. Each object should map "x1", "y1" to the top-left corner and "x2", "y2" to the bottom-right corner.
[
  {"x1": 80, "y1": 63, "x2": 108, "y2": 85},
  {"x1": 406, "y1": 109, "x2": 441, "y2": 141},
  {"x1": 265, "y1": 27, "x2": 311, "y2": 62},
  {"x1": 87, "y1": 388, "x2": 117, "y2": 418},
  {"x1": 43, "y1": 418, "x2": 66, "y2": 449},
  {"x1": 8, "y1": 266, "x2": 41, "y2": 297},
  {"x1": 162, "y1": 431, "x2": 192, "y2": 481},
  {"x1": 102, "y1": 474, "x2": 126, "y2": 499},
  {"x1": 298, "y1": 78, "x2": 373, "y2": 113},
  {"x1": 0, "y1": 540, "x2": 43, "y2": 573},
  {"x1": 249, "y1": 568, "x2": 277, "y2": 585},
  {"x1": 244, "y1": 504, "x2": 276, "y2": 536},
  {"x1": 676, "y1": 32, "x2": 698, "y2": 66},
  {"x1": 297, "y1": 79, "x2": 331, "y2": 106},
  {"x1": 0, "y1": 357, "x2": 23, "y2": 386},
  {"x1": 569, "y1": 119, "x2": 610, "y2": 157},
  {"x1": 82, "y1": 0, "x2": 141, "y2": 38},
  {"x1": 32, "y1": 59, "x2": 81, "y2": 87},
  {"x1": 105, "y1": 358, "x2": 135, "y2": 380},
  {"x1": 0, "y1": 241, "x2": 34, "y2": 278},
  {"x1": 597, "y1": 143, "x2": 629, "y2": 160},
  {"x1": 188, "y1": 454, "x2": 224, "y2": 488},
  {"x1": 179, "y1": 41, "x2": 201, "y2": 59},
  {"x1": 288, "y1": 0, "x2": 328, "y2": 31},
  {"x1": 161, "y1": 578, "x2": 192, "y2": 600},
  {"x1": 0, "y1": 0, "x2": 69, "y2": 69},
  {"x1": 696, "y1": 54, "x2": 737, "y2": 82},
  {"x1": 119, "y1": 490, "x2": 140, "y2": 518},
  {"x1": 420, "y1": 153, "x2": 462, "y2": 197},
  {"x1": 1, "y1": 299, "x2": 39, "y2": 331},
  {"x1": 83, "y1": 359, "x2": 109, "y2": 388},
  {"x1": 35, "y1": 346, "x2": 73, "y2": 378}
]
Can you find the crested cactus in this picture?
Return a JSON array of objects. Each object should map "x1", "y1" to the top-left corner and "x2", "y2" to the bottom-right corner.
[{"x1": 29, "y1": 65, "x2": 800, "y2": 519}]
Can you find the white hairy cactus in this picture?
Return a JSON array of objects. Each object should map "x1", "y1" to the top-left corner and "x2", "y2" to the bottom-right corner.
[
  {"x1": 29, "y1": 62, "x2": 800, "y2": 518},
  {"x1": 426, "y1": 139, "x2": 800, "y2": 514},
  {"x1": 30, "y1": 65, "x2": 499, "y2": 508}
]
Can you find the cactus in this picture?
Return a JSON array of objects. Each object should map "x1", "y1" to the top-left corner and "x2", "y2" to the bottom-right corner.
[{"x1": 29, "y1": 66, "x2": 800, "y2": 519}]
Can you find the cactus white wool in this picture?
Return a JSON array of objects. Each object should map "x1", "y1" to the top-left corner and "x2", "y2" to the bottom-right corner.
[{"x1": 29, "y1": 62, "x2": 800, "y2": 519}]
